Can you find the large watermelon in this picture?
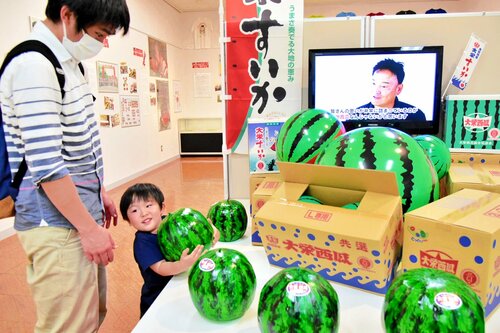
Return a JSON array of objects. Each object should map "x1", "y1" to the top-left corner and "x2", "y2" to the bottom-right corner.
[
  {"x1": 383, "y1": 268, "x2": 485, "y2": 333},
  {"x1": 157, "y1": 208, "x2": 214, "y2": 261},
  {"x1": 188, "y1": 248, "x2": 256, "y2": 321},
  {"x1": 414, "y1": 134, "x2": 452, "y2": 179},
  {"x1": 207, "y1": 199, "x2": 247, "y2": 242},
  {"x1": 298, "y1": 195, "x2": 324, "y2": 205},
  {"x1": 258, "y1": 267, "x2": 339, "y2": 333},
  {"x1": 316, "y1": 127, "x2": 439, "y2": 213},
  {"x1": 276, "y1": 108, "x2": 345, "y2": 163}
]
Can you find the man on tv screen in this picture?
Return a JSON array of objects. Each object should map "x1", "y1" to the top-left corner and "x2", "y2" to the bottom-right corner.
[{"x1": 356, "y1": 58, "x2": 426, "y2": 121}]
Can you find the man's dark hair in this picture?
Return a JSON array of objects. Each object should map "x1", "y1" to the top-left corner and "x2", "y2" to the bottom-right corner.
[
  {"x1": 372, "y1": 58, "x2": 405, "y2": 83},
  {"x1": 46, "y1": 0, "x2": 130, "y2": 35},
  {"x1": 119, "y1": 183, "x2": 165, "y2": 221}
]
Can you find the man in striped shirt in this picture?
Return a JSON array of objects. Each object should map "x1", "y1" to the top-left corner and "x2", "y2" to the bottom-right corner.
[{"x1": 0, "y1": 1, "x2": 130, "y2": 332}]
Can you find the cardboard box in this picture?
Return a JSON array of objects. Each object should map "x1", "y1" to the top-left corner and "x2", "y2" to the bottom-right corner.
[
  {"x1": 250, "y1": 173, "x2": 282, "y2": 245},
  {"x1": 447, "y1": 153, "x2": 500, "y2": 195},
  {"x1": 402, "y1": 189, "x2": 500, "y2": 317},
  {"x1": 444, "y1": 95, "x2": 500, "y2": 152},
  {"x1": 255, "y1": 162, "x2": 403, "y2": 295},
  {"x1": 248, "y1": 119, "x2": 284, "y2": 173}
]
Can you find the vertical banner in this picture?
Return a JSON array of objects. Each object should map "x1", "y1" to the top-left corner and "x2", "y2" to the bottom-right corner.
[
  {"x1": 225, "y1": 0, "x2": 303, "y2": 153},
  {"x1": 450, "y1": 34, "x2": 486, "y2": 90}
]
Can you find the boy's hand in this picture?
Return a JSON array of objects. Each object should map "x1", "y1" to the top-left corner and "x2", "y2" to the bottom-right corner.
[{"x1": 179, "y1": 245, "x2": 204, "y2": 271}]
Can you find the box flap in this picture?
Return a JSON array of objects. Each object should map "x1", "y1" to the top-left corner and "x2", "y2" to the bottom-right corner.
[
  {"x1": 405, "y1": 189, "x2": 500, "y2": 233},
  {"x1": 276, "y1": 162, "x2": 399, "y2": 196},
  {"x1": 449, "y1": 164, "x2": 500, "y2": 186}
]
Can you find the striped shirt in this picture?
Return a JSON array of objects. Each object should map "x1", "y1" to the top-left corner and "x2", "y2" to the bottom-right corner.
[{"x1": 0, "y1": 21, "x2": 104, "y2": 231}]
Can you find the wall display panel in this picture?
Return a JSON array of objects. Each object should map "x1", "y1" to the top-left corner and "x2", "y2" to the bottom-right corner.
[{"x1": 370, "y1": 13, "x2": 500, "y2": 96}]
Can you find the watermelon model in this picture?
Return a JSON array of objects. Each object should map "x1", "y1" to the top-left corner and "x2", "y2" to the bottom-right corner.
[
  {"x1": 188, "y1": 248, "x2": 256, "y2": 321},
  {"x1": 258, "y1": 267, "x2": 339, "y2": 333},
  {"x1": 298, "y1": 195, "x2": 324, "y2": 205},
  {"x1": 414, "y1": 134, "x2": 452, "y2": 179},
  {"x1": 157, "y1": 207, "x2": 214, "y2": 261},
  {"x1": 383, "y1": 268, "x2": 485, "y2": 333},
  {"x1": 207, "y1": 199, "x2": 247, "y2": 242},
  {"x1": 316, "y1": 127, "x2": 439, "y2": 213},
  {"x1": 276, "y1": 108, "x2": 345, "y2": 163}
]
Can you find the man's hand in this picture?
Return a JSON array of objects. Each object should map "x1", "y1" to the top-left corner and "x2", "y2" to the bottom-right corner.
[
  {"x1": 102, "y1": 189, "x2": 118, "y2": 228},
  {"x1": 79, "y1": 225, "x2": 116, "y2": 266}
]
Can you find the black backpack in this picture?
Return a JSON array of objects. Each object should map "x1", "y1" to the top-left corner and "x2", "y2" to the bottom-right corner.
[{"x1": 0, "y1": 40, "x2": 83, "y2": 218}]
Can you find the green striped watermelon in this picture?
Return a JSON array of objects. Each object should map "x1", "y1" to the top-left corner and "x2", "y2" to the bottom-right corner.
[
  {"x1": 157, "y1": 208, "x2": 214, "y2": 261},
  {"x1": 276, "y1": 108, "x2": 345, "y2": 163},
  {"x1": 414, "y1": 134, "x2": 452, "y2": 180},
  {"x1": 342, "y1": 201, "x2": 360, "y2": 210},
  {"x1": 207, "y1": 199, "x2": 247, "y2": 242},
  {"x1": 188, "y1": 248, "x2": 256, "y2": 321},
  {"x1": 258, "y1": 267, "x2": 339, "y2": 333},
  {"x1": 298, "y1": 195, "x2": 323, "y2": 205},
  {"x1": 316, "y1": 127, "x2": 439, "y2": 213},
  {"x1": 383, "y1": 268, "x2": 485, "y2": 333}
]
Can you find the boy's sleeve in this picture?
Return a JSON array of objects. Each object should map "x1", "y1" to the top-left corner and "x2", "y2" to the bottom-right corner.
[{"x1": 134, "y1": 233, "x2": 165, "y2": 272}]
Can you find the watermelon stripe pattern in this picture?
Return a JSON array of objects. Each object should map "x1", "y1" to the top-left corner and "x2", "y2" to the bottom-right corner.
[
  {"x1": 298, "y1": 195, "x2": 323, "y2": 205},
  {"x1": 207, "y1": 200, "x2": 248, "y2": 242},
  {"x1": 258, "y1": 267, "x2": 339, "y2": 333},
  {"x1": 316, "y1": 127, "x2": 439, "y2": 213},
  {"x1": 384, "y1": 268, "x2": 485, "y2": 333},
  {"x1": 188, "y1": 248, "x2": 256, "y2": 321},
  {"x1": 414, "y1": 135, "x2": 451, "y2": 180},
  {"x1": 157, "y1": 208, "x2": 214, "y2": 261},
  {"x1": 277, "y1": 109, "x2": 345, "y2": 163}
]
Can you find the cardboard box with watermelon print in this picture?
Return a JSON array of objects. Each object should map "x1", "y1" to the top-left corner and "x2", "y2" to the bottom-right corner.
[
  {"x1": 250, "y1": 173, "x2": 282, "y2": 245},
  {"x1": 402, "y1": 188, "x2": 500, "y2": 317},
  {"x1": 255, "y1": 162, "x2": 404, "y2": 295},
  {"x1": 446, "y1": 152, "x2": 500, "y2": 195}
]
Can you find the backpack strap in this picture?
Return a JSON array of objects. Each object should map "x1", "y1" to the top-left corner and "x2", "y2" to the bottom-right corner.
[{"x1": 0, "y1": 40, "x2": 66, "y2": 197}]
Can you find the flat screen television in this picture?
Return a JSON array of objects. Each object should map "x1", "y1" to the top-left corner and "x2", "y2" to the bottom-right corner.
[{"x1": 308, "y1": 46, "x2": 444, "y2": 134}]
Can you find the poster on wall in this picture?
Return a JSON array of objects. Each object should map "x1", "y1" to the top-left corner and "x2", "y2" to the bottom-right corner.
[
  {"x1": 156, "y1": 80, "x2": 171, "y2": 131},
  {"x1": 96, "y1": 61, "x2": 119, "y2": 93},
  {"x1": 224, "y1": 0, "x2": 304, "y2": 153},
  {"x1": 194, "y1": 72, "x2": 211, "y2": 98},
  {"x1": 99, "y1": 95, "x2": 120, "y2": 128},
  {"x1": 148, "y1": 36, "x2": 168, "y2": 79},
  {"x1": 119, "y1": 62, "x2": 138, "y2": 95},
  {"x1": 149, "y1": 81, "x2": 157, "y2": 107},
  {"x1": 120, "y1": 95, "x2": 141, "y2": 127},
  {"x1": 172, "y1": 80, "x2": 182, "y2": 113}
]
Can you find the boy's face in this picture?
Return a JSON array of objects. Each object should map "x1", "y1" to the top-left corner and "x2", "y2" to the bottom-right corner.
[{"x1": 126, "y1": 196, "x2": 164, "y2": 234}]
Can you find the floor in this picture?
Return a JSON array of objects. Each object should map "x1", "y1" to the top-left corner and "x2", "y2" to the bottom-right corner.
[{"x1": 0, "y1": 156, "x2": 225, "y2": 333}]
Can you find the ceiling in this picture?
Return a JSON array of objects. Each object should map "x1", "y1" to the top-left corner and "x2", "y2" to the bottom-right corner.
[{"x1": 162, "y1": 0, "x2": 446, "y2": 13}]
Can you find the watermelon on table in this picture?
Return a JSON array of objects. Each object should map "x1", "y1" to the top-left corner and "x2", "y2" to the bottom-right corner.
[
  {"x1": 207, "y1": 199, "x2": 247, "y2": 242},
  {"x1": 276, "y1": 108, "x2": 345, "y2": 163},
  {"x1": 258, "y1": 267, "x2": 339, "y2": 333},
  {"x1": 188, "y1": 248, "x2": 256, "y2": 321},
  {"x1": 383, "y1": 268, "x2": 485, "y2": 333},
  {"x1": 157, "y1": 207, "x2": 214, "y2": 261}
]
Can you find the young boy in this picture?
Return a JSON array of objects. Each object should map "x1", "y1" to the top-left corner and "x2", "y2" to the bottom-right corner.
[{"x1": 120, "y1": 183, "x2": 219, "y2": 317}]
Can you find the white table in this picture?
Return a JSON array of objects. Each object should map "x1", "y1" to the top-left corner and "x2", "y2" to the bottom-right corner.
[{"x1": 133, "y1": 202, "x2": 500, "y2": 332}]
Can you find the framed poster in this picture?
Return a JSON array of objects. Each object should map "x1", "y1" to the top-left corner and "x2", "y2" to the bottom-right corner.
[
  {"x1": 96, "y1": 61, "x2": 119, "y2": 93},
  {"x1": 148, "y1": 37, "x2": 168, "y2": 78}
]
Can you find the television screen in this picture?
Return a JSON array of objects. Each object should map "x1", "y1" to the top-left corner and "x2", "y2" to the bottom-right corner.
[{"x1": 308, "y1": 46, "x2": 444, "y2": 134}]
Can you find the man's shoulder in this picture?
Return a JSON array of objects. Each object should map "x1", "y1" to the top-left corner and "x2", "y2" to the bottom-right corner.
[{"x1": 357, "y1": 102, "x2": 373, "y2": 109}]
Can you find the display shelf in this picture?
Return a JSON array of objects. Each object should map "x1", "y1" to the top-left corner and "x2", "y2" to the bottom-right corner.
[
  {"x1": 178, "y1": 118, "x2": 223, "y2": 155},
  {"x1": 132, "y1": 200, "x2": 500, "y2": 333}
]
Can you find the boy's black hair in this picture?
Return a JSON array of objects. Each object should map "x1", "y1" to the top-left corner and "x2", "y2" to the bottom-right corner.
[
  {"x1": 372, "y1": 58, "x2": 405, "y2": 84},
  {"x1": 119, "y1": 183, "x2": 164, "y2": 221},
  {"x1": 45, "y1": 0, "x2": 130, "y2": 35}
]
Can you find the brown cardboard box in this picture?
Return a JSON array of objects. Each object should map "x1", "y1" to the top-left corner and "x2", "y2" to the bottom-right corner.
[
  {"x1": 255, "y1": 162, "x2": 403, "y2": 295},
  {"x1": 402, "y1": 188, "x2": 500, "y2": 317},
  {"x1": 249, "y1": 173, "x2": 281, "y2": 245},
  {"x1": 447, "y1": 153, "x2": 500, "y2": 195}
]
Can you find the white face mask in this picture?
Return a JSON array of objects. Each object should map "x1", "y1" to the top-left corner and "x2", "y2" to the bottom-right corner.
[{"x1": 62, "y1": 21, "x2": 103, "y2": 61}]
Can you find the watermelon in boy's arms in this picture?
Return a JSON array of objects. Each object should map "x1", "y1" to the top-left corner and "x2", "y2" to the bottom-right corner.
[
  {"x1": 383, "y1": 268, "x2": 485, "y2": 333},
  {"x1": 157, "y1": 207, "x2": 214, "y2": 261},
  {"x1": 207, "y1": 199, "x2": 247, "y2": 242},
  {"x1": 258, "y1": 267, "x2": 340, "y2": 333},
  {"x1": 276, "y1": 108, "x2": 345, "y2": 164},
  {"x1": 188, "y1": 248, "x2": 256, "y2": 322},
  {"x1": 316, "y1": 127, "x2": 439, "y2": 213}
]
